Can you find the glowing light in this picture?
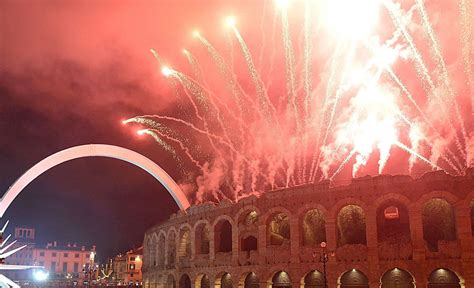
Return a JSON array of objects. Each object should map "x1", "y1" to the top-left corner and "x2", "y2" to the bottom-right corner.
[
  {"x1": 161, "y1": 66, "x2": 173, "y2": 77},
  {"x1": 324, "y1": 0, "x2": 380, "y2": 39},
  {"x1": 137, "y1": 129, "x2": 147, "y2": 136},
  {"x1": 182, "y1": 49, "x2": 189, "y2": 55},
  {"x1": 192, "y1": 30, "x2": 200, "y2": 38},
  {"x1": 275, "y1": 0, "x2": 289, "y2": 10},
  {"x1": 33, "y1": 270, "x2": 48, "y2": 282},
  {"x1": 224, "y1": 16, "x2": 236, "y2": 27}
]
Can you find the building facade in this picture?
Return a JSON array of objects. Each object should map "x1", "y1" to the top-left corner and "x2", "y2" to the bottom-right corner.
[
  {"x1": 112, "y1": 247, "x2": 143, "y2": 285},
  {"x1": 143, "y1": 169, "x2": 474, "y2": 287}
]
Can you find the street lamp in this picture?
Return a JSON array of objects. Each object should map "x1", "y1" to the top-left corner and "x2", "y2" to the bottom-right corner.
[{"x1": 320, "y1": 242, "x2": 328, "y2": 288}]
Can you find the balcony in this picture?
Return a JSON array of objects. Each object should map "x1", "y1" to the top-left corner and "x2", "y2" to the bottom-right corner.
[
  {"x1": 238, "y1": 250, "x2": 259, "y2": 265},
  {"x1": 194, "y1": 254, "x2": 210, "y2": 267},
  {"x1": 265, "y1": 245, "x2": 291, "y2": 264},
  {"x1": 215, "y1": 252, "x2": 232, "y2": 266},
  {"x1": 336, "y1": 244, "x2": 367, "y2": 262},
  {"x1": 426, "y1": 240, "x2": 461, "y2": 259},
  {"x1": 378, "y1": 241, "x2": 413, "y2": 260}
]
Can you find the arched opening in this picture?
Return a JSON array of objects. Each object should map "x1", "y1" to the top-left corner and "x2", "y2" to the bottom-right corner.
[
  {"x1": 241, "y1": 235, "x2": 258, "y2": 251},
  {"x1": 267, "y1": 212, "x2": 290, "y2": 246},
  {"x1": 240, "y1": 210, "x2": 259, "y2": 226},
  {"x1": 302, "y1": 209, "x2": 326, "y2": 246},
  {"x1": 147, "y1": 237, "x2": 156, "y2": 268},
  {"x1": 271, "y1": 271, "x2": 291, "y2": 288},
  {"x1": 179, "y1": 274, "x2": 191, "y2": 288},
  {"x1": 195, "y1": 274, "x2": 211, "y2": 288},
  {"x1": 380, "y1": 268, "x2": 414, "y2": 288},
  {"x1": 195, "y1": 223, "x2": 210, "y2": 254},
  {"x1": 339, "y1": 269, "x2": 369, "y2": 288},
  {"x1": 428, "y1": 268, "x2": 461, "y2": 288},
  {"x1": 167, "y1": 274, "x2": 176, "y2": 288},
  {"x1": 215, "y1": 220, "x2": 233, "y2": 253},
  {"x1": 422, "y1": 199, "x2": 457, "y2": 251},
  {"x1": 377, "y1": 202, "x2": 410, "y2": 243},
  {"x1": 303, "y1": 270, "x2": 325, "y2": 288},
  {"x1": 337, "y1": 205, "x2": 367, "y2": 247},
  {"x1": 178, "y1": 227, "x2": 191, "y2": 258},
  {"x1": 157, "y1": 233, "x2": 166, "y2": 268},
  {"x1": 167, "y1": 231, "x2": 176, "y2": 268},
  {"x1": 215, "y1": 272, "x2": 233, "y2": 288},
  {"x1": 243, "y1": 272, "x2": 259, "y2": 288}
]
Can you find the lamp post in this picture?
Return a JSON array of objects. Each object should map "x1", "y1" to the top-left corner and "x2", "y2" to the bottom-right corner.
[
  {"x1": 320, "y1": 242, "x2": 328, "y2": 288},
  {"x1": 82, "y1": 252, "x2": 98, "y2": 287}
]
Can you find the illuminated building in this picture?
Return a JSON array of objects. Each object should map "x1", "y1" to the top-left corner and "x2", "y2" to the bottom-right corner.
[
  {"x1": 4, "y1": 227, "x2": 97, "y2": 285},
  {"x1": 143, "y1": 169, "x2": 474, "y2": 287},
  {"x1": 112, "y1": 246, "x2": 143, "y2": 285}
]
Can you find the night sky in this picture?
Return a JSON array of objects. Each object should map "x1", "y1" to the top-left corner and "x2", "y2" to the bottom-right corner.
[
  {"x1": 0, "y1": 0, "x2": 256, "y2": 261},
  {"x1": 1, "y1": 0, "x2": 472, "y2": 261}
]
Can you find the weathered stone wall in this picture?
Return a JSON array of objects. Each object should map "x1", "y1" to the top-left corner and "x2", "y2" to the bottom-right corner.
[{"x1": 142, "y1": 169, "x2": 474, "y2": 287}]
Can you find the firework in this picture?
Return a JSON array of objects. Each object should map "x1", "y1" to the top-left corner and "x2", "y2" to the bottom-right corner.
[{"x1": 125, "y1": 0, "x2": 472, "y2": 203}]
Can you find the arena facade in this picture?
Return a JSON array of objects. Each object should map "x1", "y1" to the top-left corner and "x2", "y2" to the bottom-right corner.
[{"x1": 142, "y1": 169, "x2": 474, "y2": 287}]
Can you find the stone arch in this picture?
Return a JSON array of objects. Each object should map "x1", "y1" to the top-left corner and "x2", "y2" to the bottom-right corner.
[
  {"x1": 195, "y1": 274, "x2": 211, "y2": 288},
  {"x1": 301, "y1": 208, "x2": 326, "y2": 246},
  {"x1": 1, "y1": 144, "x2": 190, "y2": 217},
  {"x1": 375, "y1": 196, "x2": 411, "y2": 244},
  {"x1": 178, "y1": 224, "x2": 192, "y2": 258},
  {"x1": 301, "y1": 270, "x2": 325, "y2": 288},
  {"x1": 144, "y1": 235, "x2": 155, "y2": 268},
  {"x1": 235, "y1": 205, "x2": 261, "y2": 225},
  {"x1": 269, "y1": 271, "x2": 292, "y2": 288},
  {"x1": 194, "y1": 220, "x2": 210, "y2": 255},
  {"x1": 338, "y1": 269, "x2": 369, "y2": 288},
  {"x1": 215, "y1": 272, "x2": 233, "y2": 288},
  {"x1": 261, "y1": 207, "x2": 293, "y2": 226},
  {"x1": 214, "y1": 216, "x2": 233, "y2": 253},
  {"x1": 239, "y1": 272, "x2": 259, "y2": 288},
  {"x1": 157, "y1": 231, "x2": 166, "y2": 268},
  {"x1": 167, "y1": 274, "x2": 177, "y2": 288},
  {"x1": 266, "y1": 209, "x2": 291, "y2": 246},
  {"x1": 336, "y1": 205, "x2": 367, "y2": 247},
  {"x1": 179, "y1": 274, "x2": 192, "y2": 288},
  {"x1": 167, "y1": 228, "x2": 177, "y2": 268},
  {"x1": 330, "y1": 198, "x2": 367, "y2": 220},
  {"x1": 422, "y1": 198, "x2": 457, "y2": 251},
  {"x1": 380, "y1": 268, "x2": 415, "y2": 288},
  {"x1": 428, "y1": 268, "x2": 462, "y2": 288}
]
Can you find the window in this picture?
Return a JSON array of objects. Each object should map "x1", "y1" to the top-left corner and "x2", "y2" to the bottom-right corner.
[
  {"x1": 130, "y1": 273, "x2": 134, "y2": 277},
  {"x1": 75, "y1": 253, "x2": 79, "y2": 258},
  {"x1": 130, "y1": 257, "x2": 135, "y2": 261},
  {"x1": 74, "y1": 263, "x2": 79, "y2": 273},
  {"x1": 39, "y1": 261, "x2": 44, "y2": 266},
  {"x1": 63, "y1": 262, "x2": 67, "y2": 272},
  {"x1": 384, "y1": 206, "x2": 400, "y2": 219},
  {"x1": 64, "y1": 253, "x2": 68, "y2": 257},
  {"x1": 39, "y1": 252, "x2": 44, "y2": 257},
  {"x1": 52, "y1": 252, "x2": 57, "y2": 257},
  {"x1": 51, "y1": 262, "x2": 56, "y2": 272}
]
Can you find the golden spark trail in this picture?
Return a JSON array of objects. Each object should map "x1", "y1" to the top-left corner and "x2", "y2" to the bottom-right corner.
[
  {"x1": 230, "y1": 25, "x2": 277, "y2": 123},
  {"x1": 301, "y1": 0, "x2": 312, "y2": 181},
  {"x1": 394, "y1": 141, "x2": 443, "y2": 171},
  {"x1": 329, "y1": 149, "x2": 357, "y2": 181},
  {"x1": 459, "y1": 0, "x2": 474, "y2": 119},
  {"x1": 416, "y1": 0, "x2": 468, "y2": 149},
  {"x1": 182, "y1": 49, "x2": 206, "y2": 85},
  {"x1": 137, "y1": 129, "x2": 179, "y2": 161},
  {"x1": 384, "y1": 1, "x2": 467, "y2": 161},
  {"x1": 387, "y1": 67, "x2": 465, "y2": 171},
  {"x1": 312, "y1": 43, "x2": 356, "y2": 181}
]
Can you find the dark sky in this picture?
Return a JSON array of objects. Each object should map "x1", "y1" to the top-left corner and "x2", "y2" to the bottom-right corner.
[{"x1": 0, "y1": 0, "x2": 259, "y2": 261}]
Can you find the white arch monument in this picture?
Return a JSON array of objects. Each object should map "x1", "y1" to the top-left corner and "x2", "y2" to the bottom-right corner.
[{"x1": 1, "y1": 144, "x2": 190, "y2": 217}]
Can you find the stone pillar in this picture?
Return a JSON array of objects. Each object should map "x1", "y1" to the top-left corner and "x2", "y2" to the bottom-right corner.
[
  {"x1": 365, "y1": 207, "x2": 379, "y2": 284},
  {"x1": 455, "y1": 205, "x2": 473, "y2": 258},
  {"x1": 258, "y1": 224, "x2": 267, "y2": 265},
  {"x1": 408, "y1": 206, "x2": 426, "y2": 260},
  {"x1": 190, "y1": 227, "x2": 196, "y2": 262},
  {"x1": 232, "y1": 224, "x2": 239, "y2": 265},
  {"x1": 290, "y1": 217, "x2": 300, "y2": 263},
  {"x1": 325, "y1": 219, "x2": 338, "y2": 288},
  {"x1": 209, "y1": 229, "x2": 215, "y2": 261}
]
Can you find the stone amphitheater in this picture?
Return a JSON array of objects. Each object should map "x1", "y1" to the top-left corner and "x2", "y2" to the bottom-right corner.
[{"x1": 142, "y1": 169, "x2": 474, "y2": 288}]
